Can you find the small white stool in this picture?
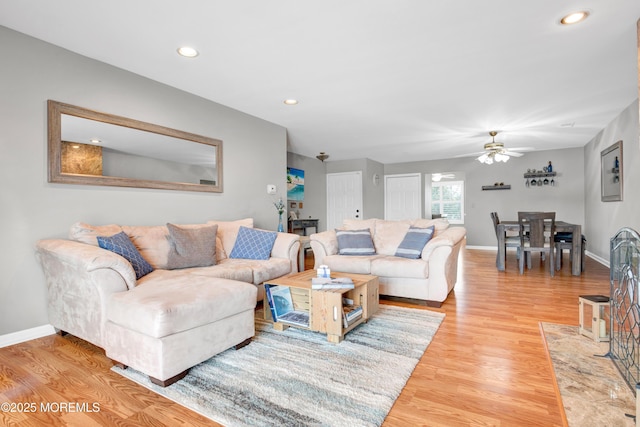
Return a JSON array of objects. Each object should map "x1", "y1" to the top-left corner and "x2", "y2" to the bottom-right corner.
[{"x1": 578, "y1": 295, "x2": 610, "y2": 342}]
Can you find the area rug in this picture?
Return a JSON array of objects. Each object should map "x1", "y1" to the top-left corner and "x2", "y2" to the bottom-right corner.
[
  {"x1": 540, "y1": 322, "x2": 636, "y2": 426},
  {"x1": 112, "y1": 305, "x2": 444, "y2": 427}
]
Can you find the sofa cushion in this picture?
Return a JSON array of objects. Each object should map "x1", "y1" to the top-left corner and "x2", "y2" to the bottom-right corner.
[
  {"x1": 69, "y1": 222, "x2": 124, "y2": 246},
  {"x1": 229, "y1": 226, "x2": 277, "y2": 260},
  {"x1": 97, "y1": 231, "x2": 154, "y2": 280},
  {"x1": 395, "y1": 226, "x2": 435, "y2": 259},
  {"x1": 107, "y1": 271, "x2": 257, "y2": 338},
  {"x1": 372, "y1": 220, "x2": 411, "y2": 255},
  {"x1": 411, "y1": 218, "x2": 450, "y2": 236},
  {"x1": 186, "y1": 261, "x2": 255, "y2": 283},
  {"x1": 217, "y1": 258, "x2": 293, "y2": 285},
  {"x1": 322, "y1": 254, "x2": 382, "y2": 274},
  {"x1": 371, "y1": 256, "x2": 429, "y2": 279},
  {"x1": 207, "y1": 218, "x2": 254, "y2": 257},
  {"x1": 166, "y1": 223, "x2": 218, "y2": 269},
  {"x1": 336, "y1": 229, "x2": 376, "y2": 255},
  {"x1": 121, "y1": 225, "x2": 172, "y2": 269}
]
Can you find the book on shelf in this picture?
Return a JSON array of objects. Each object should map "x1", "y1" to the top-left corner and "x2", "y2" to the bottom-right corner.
[
  {"x1": 311, "y1": 276, "x2": 355, "y2": 290},
  {"x1": 265, "y1": 284, "x2": 310, "y2": 328},
  {"x1": 342, "y1": 303, "x2": 363, "y2": 328},
  {"x1": 263, "y1": 283, "x2": 278, "y2": 322}
]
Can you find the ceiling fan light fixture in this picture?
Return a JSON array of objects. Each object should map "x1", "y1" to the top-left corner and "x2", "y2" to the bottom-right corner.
[
  {"x1": 495, "y1": 153, "x2": 509, "y2": 162},
  {"x1": 316, "y1": 151, "x2": 329, "y2": 162}
]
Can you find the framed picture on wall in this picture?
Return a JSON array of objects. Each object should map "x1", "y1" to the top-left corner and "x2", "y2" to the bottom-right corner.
[
  {"x1": 601, "y1": 140, "x2": 623, "y2": 202},
  {"x1": 287, "y1": 167, "x2": 304, "y2": 201}
]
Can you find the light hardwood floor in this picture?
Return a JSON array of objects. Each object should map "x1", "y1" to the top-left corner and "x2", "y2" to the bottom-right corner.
[{"x1": 0, "y1": 246, "x2": 609, "y2": 426}]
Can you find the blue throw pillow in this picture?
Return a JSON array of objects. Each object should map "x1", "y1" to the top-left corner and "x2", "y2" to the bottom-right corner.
[
  {"x1": 229, "y1": 226, "x2": 277, "y2": 260},
  {"x1": 336, "y1": 228, "x2": 376, "y2": 256},
  {"x1": 97, "y1": 231, "x2": 154, "y2": 279},
  {"x1": 395, "y1": 226, "x2": 435, "y2": 259}
]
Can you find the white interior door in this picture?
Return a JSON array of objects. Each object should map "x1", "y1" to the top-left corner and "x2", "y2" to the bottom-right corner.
[
  {"x1": 384, "y1": 173, "x2": 422, "y2": 220},
  {"x1": 326, "y1": 171, "x2": 363, "y2": 230}
]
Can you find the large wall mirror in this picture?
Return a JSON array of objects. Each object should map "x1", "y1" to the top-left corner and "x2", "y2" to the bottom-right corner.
[
  {"x1": 601, "y1": 140, "x2": 623, "y2": 202},
  {"x1": 48, "y1": 100, "x2": 223, "y2": 193}
]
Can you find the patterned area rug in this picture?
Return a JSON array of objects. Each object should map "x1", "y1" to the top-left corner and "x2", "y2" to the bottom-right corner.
[
  {"x1": 540, "y1": 322, "x2": 636, "y2": 426},
  {"x1": 112, "y1": 305, "x2": 444, "y2": 427}
]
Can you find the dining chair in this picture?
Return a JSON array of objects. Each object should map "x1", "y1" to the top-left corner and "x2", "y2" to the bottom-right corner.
[
  {"x1": 490, "y1": 212, "x2": 521, "y2": 268},
  {"x1": 555, "y1": 232, "x2": 586, "y2": 272},
  {"x1": 518, "y1": 211, "x2": 556, "y2": 277}
]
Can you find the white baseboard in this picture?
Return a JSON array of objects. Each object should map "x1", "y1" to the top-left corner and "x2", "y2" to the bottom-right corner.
[
  {"x1": 586, "y1": 251, "x2": 609, "y2": 267},
  {"x1": 0, "y1": 324, "x2": 56, "y2": 348},
  {"x1": 465, "y1": 245, "x2": 517, "y2": 251}
]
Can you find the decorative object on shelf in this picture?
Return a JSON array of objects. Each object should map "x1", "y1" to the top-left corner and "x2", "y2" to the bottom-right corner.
[
  {"x1": 273, "y1": 197, "x2": 285, "y2": 232},
  {"x1": 482, "y1": 183, "x2": 511, "y2": 190},
  {"x1": 600, "y1": 140, "x2": 623, "y2": 202},
  {"x1": 524, "y1": 167, "x2": 558, "y2": 188},
  {"x1": 316, "y1": 152, "x2": 329, "y2": 162}
]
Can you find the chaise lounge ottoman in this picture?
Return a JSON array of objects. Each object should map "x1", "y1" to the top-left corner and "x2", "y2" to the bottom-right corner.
[{"x1": 104, "y1": 271, "x2": 257, "y2": 386}]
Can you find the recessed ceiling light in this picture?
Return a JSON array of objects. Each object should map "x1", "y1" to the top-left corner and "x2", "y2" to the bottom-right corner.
[
  {"x1": 283, "y1": 99, "x2": 298, "y2": 105},
  {"x1": 560, "y1": 11, "x2": 589, "y2": 25},
  {"x1": 177, "y1": 46, "x2": 199, "y2": 58}
]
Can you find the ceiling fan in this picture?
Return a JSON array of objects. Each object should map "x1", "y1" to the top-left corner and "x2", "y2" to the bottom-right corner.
[{"x1": 476, "y1": 131, "x2": 524, "y2": 164}]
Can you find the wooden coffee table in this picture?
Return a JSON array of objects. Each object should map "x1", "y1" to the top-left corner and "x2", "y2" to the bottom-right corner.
[{"x1": 263, "y1": 270, "x2": 379, "y2": 343}]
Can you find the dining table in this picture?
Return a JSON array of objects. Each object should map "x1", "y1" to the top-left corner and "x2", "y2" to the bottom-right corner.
[{"x1": 496, "y1": 221, "x2": 582, "y2": 276}]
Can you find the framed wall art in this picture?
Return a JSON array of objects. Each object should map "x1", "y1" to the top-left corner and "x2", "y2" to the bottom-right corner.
[{"x1": 287, "y1": 167, "x2": 304, "y2": 201}]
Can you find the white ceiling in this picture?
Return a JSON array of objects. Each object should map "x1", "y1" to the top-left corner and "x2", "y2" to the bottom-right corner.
[{"x1": 1, "y1": 0, "x2": 639, "y2": 163}]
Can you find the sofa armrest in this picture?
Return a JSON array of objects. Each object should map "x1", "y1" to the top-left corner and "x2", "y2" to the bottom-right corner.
[
  {"x1": 36, "y1": 239, "x2": 137, "y2": 289},
  {"x1": 271, "y1": 232, "x2": 301, "y2": 272},
  {"x1": 35, "y1": 239, "x2": 136, "y2": 348},
  {"x1": 310, "y1": 230, "x2": 338, "y2": 268},
  {"x1": 421, "y1": 226, "x2": 467, "y2": 260}
]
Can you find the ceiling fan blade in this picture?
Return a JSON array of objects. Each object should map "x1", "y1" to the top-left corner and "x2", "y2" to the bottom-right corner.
[{"x1": 503, "y1": 150, "x2": 524, "y2": 157}]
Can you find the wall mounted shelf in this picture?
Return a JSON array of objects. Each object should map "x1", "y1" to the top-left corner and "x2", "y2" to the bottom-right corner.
[
  {"x1": 523, "y1": 171, "x2": 556, "y2": 179},
  {"x1": 482, "y1": 185, "x2": 511, "y2": 191}
]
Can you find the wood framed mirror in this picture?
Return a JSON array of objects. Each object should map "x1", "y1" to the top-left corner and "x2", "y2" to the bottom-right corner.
[
  {"x1": 601, "y1": 140, "x2": 622, "y2": 202},
  {"x1": 47, "y1": 100, "x2": 223, "y2": 193}
]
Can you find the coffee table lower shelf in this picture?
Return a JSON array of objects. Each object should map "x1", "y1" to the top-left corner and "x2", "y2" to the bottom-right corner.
[{"x1": 263, "y1": 271, "x2": 379, "y2": 343}]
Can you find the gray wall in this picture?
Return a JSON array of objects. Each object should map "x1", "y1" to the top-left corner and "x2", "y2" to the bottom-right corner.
[
  {"x1": 584, "y1": 100, "x2": 640, "y2": 262},
  {"x1": 384, "y1": 147, "x2": 586, "y2": 247},
  {"x1": 0, "y1": 26, "x2": 287, "y2": 336}
]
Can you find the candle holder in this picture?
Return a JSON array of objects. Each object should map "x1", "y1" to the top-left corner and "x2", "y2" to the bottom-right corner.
[{"x1": 578, "y1": 295, "x2": 610, "y2": 342}]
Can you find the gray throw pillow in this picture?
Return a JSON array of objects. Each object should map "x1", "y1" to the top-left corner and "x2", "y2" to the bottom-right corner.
[
  {"x1": 166, "y1": 223, "x2": 218, "y2": 269},
  {"x1": 336, "y1": 228, "x2": 376, "y2": 256},
  {"x1": 395, "y1": 225, "x2": 435, "y2": 259}
]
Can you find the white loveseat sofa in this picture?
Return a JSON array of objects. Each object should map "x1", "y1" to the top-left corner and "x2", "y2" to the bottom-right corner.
[
  {"x1": 310, "y1": 218, "x2": 465, "y2": 307},
  {"x1": 35, "y1": 218, "x2": 300, "y2": 386}
]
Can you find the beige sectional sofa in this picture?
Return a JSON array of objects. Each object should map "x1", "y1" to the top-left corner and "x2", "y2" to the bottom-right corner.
[
  {"x1": 310, "y1": 218, "x2": 465, "y2": 307},
  {"x1": 35, "y1": 218, "x2": 300, "y2": 386}
]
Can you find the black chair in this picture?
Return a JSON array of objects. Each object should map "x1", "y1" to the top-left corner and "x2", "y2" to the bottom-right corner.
[
  {"x1": 490, "y1": 212, "x2": 521, "y2": 268},
  {"x1": 518, "y1": 211, "x2": 556, "y2": 277},
  {"x1": 555, "y1": 232, "x2": 586, "y2": 272}
]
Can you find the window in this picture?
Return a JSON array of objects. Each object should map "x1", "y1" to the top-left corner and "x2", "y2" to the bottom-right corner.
[{"x1": 431, "y1": 180, "x2": 464, "y2": 224}]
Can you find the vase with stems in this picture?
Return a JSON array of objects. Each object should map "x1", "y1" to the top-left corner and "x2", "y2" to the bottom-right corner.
[
  {"x1": 273, "y1": 197, "x2": 285, "y2": 232},
  {"x1": 277, "y1": 213, "x2": 284, "y2": 232}
]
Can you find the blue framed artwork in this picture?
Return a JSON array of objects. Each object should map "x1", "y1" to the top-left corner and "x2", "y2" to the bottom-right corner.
[{"x1": 287, "y1": 167, "x2": 304, "y2": 201}]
